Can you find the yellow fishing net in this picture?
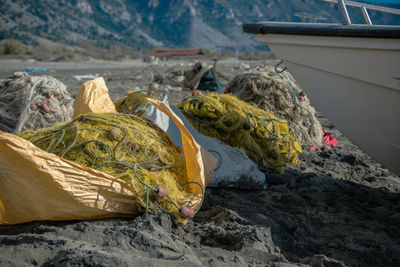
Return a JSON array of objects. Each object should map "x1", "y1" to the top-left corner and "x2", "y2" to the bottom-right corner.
[
  {"x1": 176, "y1": 93, "x2": 302, "y2": 173},
  {"x1": 114, "y1": 92, "x2": 152, "y2": 116},
  {"x1": 19, "y1": 113, "x2": 202, "y2": 224}
]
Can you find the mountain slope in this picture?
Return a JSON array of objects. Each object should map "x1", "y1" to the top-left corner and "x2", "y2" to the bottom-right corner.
[{"x1": 0, "y1": 0, "x2": 399, "y2": 50}]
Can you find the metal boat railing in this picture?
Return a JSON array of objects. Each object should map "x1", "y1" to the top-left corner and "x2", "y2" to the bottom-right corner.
[{"x1": 321, "y1": 0, "x2": 400, "y2": 25}]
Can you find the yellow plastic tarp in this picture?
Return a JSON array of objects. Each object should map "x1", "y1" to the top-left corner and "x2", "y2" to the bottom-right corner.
[
  {"x1": 0, "y1": 77, "x2": 216, "y2": 225},
  {"x1": 0, "y1": 130, "x2": 137, "y2": 225},
  {"x1": 73, "y1": 77, "x2": 116, "y2": 117}
]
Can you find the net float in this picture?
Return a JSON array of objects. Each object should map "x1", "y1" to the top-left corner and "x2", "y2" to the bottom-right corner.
[
  {"x1": 39, "y1": 103, "x2": 50, "y2": 113},
  {"x1": 127, "y1": 141, "x2": 139, "y2": 151},
  {"x1": 153, "y1": 186, "x2": 167, "y2": 198},
  {"x1": 179, "y1": 206, "x2": 195, "y2": 219}
]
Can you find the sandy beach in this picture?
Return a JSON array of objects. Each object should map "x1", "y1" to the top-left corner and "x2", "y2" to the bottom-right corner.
[{"x1": 0, "y1": 58, "x2": 399, "y2": 267}]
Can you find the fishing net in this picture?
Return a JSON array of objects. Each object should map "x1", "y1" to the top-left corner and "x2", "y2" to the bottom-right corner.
[
  {"x1": 19, "y1": 113, "x2": 202, "y2": 224},
  {"x1": 225, "y1": 66, "x2": 324, "y2": 147},
  {"x1": 176, "y1": 93, "x2": 302, "y2": 173},
  {"x1": 0, "y1": 72, "x2": 74, "y2": 134},
  {"x1": 114, "y1": 91, "x2": 153, "y2": 116}
]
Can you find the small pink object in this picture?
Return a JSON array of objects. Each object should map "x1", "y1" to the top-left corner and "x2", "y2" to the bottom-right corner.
[
  {"x1": 31, "y1": 104, "x2": 38, "y2": 111},
  {"x1": 154, "y1": 186, "x2": 167, "y2": 198},
  {"x1": 322, "y1": 129, "x2": 338, "y2": 148},
  {"x1": 39, "y1": 103, "x2": 50, "y2": 113},
  {"x1": 308, "y1": 146, "x2": 318, "y2": 151},
  {"x1": 179, "y1": 206, "x2": 195, "y2": 219},
  {"x1": 45, "y1": 91, "x2": 52, "y2": 99}
]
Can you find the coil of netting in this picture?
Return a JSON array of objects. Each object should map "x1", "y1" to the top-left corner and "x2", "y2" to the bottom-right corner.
[
  {"x1": 19, "y1": 113, "x2": 203, "y2": 224},
  {"x1": 176, "y1": 93, "x2": 302, "y2": 174},
  {"x1": 225, "y1": 66, "x2": 324, "y2": 148},
  {"x1": 114, "y1": 91, "x2": 154, "y2": 116},
  {"x1": 0, "y1": 72, "x2": 74, "y2": 134}
]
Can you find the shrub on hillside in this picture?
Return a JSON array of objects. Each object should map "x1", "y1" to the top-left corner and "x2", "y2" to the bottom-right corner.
[{"x1": 4, "y1": 39, "x2": 25, "y2": 55}]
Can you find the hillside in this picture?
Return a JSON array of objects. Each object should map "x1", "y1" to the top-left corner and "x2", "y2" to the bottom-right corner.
[{"x1": 0, "y1": 0, "x2": 399, "y2": 51}]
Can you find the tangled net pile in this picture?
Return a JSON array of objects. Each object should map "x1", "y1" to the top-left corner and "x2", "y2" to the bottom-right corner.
[
  {"x1": 20, "y1": 113, "x2": 202, "y2": 224},
  {"x1": 0, "y1": 72, "x2": 74, "y2": 134},
  {"x1": 225, "y1": 66, "x2": 324, "y2": 147},
  {"x1": 176, "y1": 93, "x2": 302, "y2": 173},
  {"x1": 114, "y1": 91, "x2": 152, "y2": 116}
]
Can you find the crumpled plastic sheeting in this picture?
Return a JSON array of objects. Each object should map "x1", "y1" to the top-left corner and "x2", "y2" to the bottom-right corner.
[
  {"x1": 0, "y1": 130, "x2": 137, "y2": 225},
  {"x1": 73, "y1": 77, "x2": 116, "y2": 117}
]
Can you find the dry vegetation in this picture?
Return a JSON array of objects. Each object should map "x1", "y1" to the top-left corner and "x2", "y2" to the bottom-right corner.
[{"x1": 3, "y1": 39, "x2": 26, "y2": 55}]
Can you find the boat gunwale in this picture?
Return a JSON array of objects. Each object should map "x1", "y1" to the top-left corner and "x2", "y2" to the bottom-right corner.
[{"x1": 243, "y1": 22, "x2": 400, "y2": 38}]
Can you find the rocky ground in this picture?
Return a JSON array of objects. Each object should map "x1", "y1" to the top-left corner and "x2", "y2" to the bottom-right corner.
[{"x1": 0, "y1": 57, "x2": 399, "y2": 267}]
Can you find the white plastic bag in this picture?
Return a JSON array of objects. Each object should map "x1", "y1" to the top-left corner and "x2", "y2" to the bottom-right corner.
[{"x1": 143, "y1": 94, "x2": 266, "y2": 190}]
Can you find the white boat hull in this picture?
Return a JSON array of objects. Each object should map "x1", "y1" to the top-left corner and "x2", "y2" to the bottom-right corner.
[{"x1": 257, "y1": 34, "x2": 400, "y2": 175}]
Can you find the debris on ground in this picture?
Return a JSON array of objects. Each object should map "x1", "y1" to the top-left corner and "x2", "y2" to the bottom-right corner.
[
  {"x1": 24, "y1": 67, "x2": 45, "y2": 72},
  {"x1": 72, "y1": 75, "x2": 99, "y2": 81},
  {"x1": 184, "y1": 62, "x2": 224, "y2": 92}
]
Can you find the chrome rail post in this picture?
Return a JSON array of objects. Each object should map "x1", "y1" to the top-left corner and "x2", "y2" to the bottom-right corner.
[
  {"x1": 361, "y1": 5, "x2": 373, "y2": 25},
  {"x1": 321, "y1": 0, "x2": 400, "y2": 16},
  {"x1": 337, "y1": 0, "x2": 352, "y2": 25}
]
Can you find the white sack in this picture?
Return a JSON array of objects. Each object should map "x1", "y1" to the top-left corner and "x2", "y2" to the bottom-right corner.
[{"x1": 143, "y1": 95, "x2": 266, "y2": 190}]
